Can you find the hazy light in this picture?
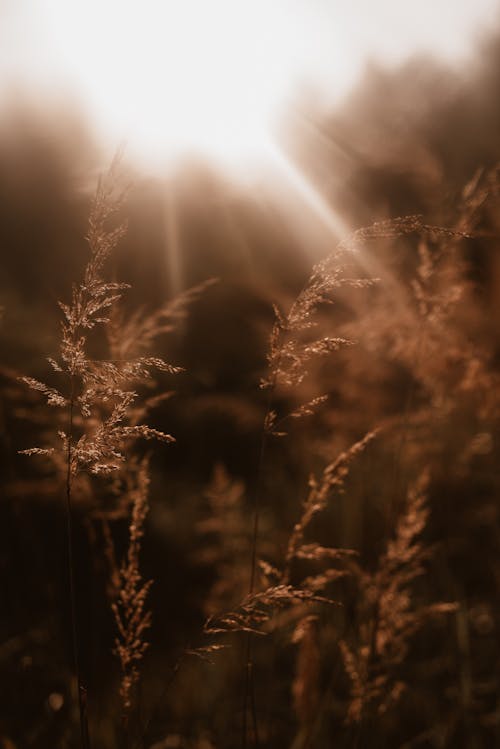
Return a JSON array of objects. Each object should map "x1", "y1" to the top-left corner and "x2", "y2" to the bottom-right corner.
[
  {"x1": 265, "y1": 142, "x2": 350, "y2": 239},
  {"x1": 36, "y1": 0, "x2": 314, "y2": 171},
  {"x1": 163, "y1": 182, "x2": 183, "y2": 296},
  {"x1": 1, "y1": 1, "x2": 499, "y2": 173}
]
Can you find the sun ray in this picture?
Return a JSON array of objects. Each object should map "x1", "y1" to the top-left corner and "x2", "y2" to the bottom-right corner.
[
  {"x1": 163, "y1": 180, "x2": 183, "y2": 298},
  {"x1": 264, "y1": 141, "x2": 351, "y2": 240},
  {"x1": 261, "y1": 140, "x2": 420, "y2": 322}
]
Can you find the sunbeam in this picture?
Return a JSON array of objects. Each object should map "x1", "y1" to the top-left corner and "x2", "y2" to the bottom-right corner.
[
  {"x1": 264, "y1": 142, "x2": 351, "y2": 240},
  {"x1": 164, "y1": 181, "x2": 184, "y2": 297}
]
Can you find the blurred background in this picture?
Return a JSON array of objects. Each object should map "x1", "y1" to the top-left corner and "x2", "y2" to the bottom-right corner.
[{"x1": 1, "y1": 2, "x2": 500, "y2": 747}]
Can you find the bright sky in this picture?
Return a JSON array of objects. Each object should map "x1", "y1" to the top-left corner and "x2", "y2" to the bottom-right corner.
[{"x1": 1, "y1": 0, "x2": 499, "y2": 171}]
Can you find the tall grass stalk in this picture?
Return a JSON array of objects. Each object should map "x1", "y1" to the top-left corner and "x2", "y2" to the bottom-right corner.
[
  {"x1": 20, "y1": 155, "x2": 178, "y2": 744},
  {"x1": 65, "y1": 360, "x2": 90, "y2": 747}
]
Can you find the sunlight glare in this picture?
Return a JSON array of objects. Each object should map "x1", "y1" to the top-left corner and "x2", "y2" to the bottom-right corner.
[
  {"x1": 3, "y1": 0, "x2": 498, "y2": 175},
  {"x1": 41, "y1": 0, "x2": 313, "y2": 171}
]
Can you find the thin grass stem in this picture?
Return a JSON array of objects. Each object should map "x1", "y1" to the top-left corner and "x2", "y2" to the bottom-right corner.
[{"x1": 65, "y1": 373, "x2": 90, "y2": 748}]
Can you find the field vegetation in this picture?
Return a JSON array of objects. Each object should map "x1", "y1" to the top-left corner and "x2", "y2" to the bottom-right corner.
[{"x1": 1, "y1": 36, "x2": 500, "y2": 749}]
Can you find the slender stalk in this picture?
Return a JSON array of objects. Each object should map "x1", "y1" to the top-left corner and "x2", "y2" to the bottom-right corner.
[
  {"x1": 65, "y1": 373, "x2": 90, "y2": 749},
  {"x1": 242, "y1": 426, "x2": 269, "y2": 749},
  {"x1": 121, "y1": 711, "x2": 130, "y2": 749},
  {"x1": 242, "y1": 334, "x2": 284, "y2": 749},
  {"x1": 138, "y1": 655, "x2": 184, "y2": 748},
  {"x1": 388, "y1": 324, "x2": 424, "y2": 528}
]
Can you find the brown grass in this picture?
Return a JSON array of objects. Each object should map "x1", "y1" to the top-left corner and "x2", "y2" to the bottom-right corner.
[{"x1": 10, "y1": 160, "x2": 500, "y2": 749}]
